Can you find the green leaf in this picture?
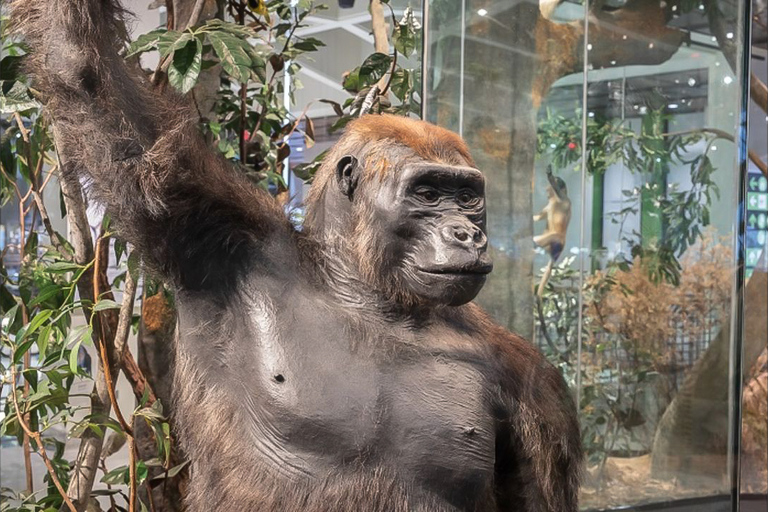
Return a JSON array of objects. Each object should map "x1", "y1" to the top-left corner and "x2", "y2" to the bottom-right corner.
[
  {"x1": 19, "y1": 310, "x2": 53, "y2": 342},
  {"x1": 208, "y1": 31, "x2": 252, "y2": 83},
  {"x1": 392, "y1": 24, "x2": 416, "y2": 58},
  {"x1": 93, "y1": 299, "x2": 121, "y2": 312},
  {"x1": 29, "y1": 284, "x2": 65, "y2": 307},
  {"x1": 150, "y1": 460, "x2": 190, "y2": 483},
  {"x1": 12, "y1": 338, "x2": 36, "y2": 365},
  {"x1": 136, "y1": 460, "x2": 149, "y2": 486},
  {"x1": 69, "y1": 340, "x2": 83, "y2": 375},
  {"x1": 203, "y1": 19, "x2": 255, "y2": 38},
  {"x1": 100, "y1": 466, "x2": 130, "y2": 485},
  {"x1": 0, "y1": 81, "x2": 38, "y2": 114},
  {"x1": 46, "y1": 261, "x2": 83, "y2": 274},
  {"x1": 390, "y1": 68, "x2": 413, "y2": 102},
  {"x1": 168, "y1": 38, "x2": 203, "y2": 94},
  {"x1": 359, "y1": 52, "x2": 392, "y2": 81},
  {"x1": 158, "y1": 31, "x2": 191, "y2": 60},
  {"x1": 126, "y1": 29, "x2": 169, "y2": 57},
  {"x1": 292, "y1": 37, "x2": 325, "y2": 52},
  {"x1": 37, "y1": 324, "x2": 52, "y2": 357},
  {"x1": 0, "y1": 55, "x2": 23, "y2": 81},
  {"x1": 342, "y1": 69, "x2": 360, "y2": 93}
]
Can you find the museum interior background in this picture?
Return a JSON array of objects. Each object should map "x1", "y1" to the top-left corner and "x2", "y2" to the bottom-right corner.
[{"x1": 1, "y1": 0, "x2": 766, "y2": 510}]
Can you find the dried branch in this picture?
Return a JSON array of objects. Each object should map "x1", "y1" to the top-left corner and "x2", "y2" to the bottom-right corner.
[
  {"x1": 751, "y1": 72, "x2": 768, "y2": 115},
  {"x1": 115, "y1": 270, "x2": 138, "y2": 361},
  {"x1": 30, "y1": 163, "x2": 67, "y2": 255},
  {"x1": 128, "y1": 422, "x2": 138, "y2": 512},
  {"x1": 662, "y1": 127, "x2": 767, "y2": 178},
  {"x1": 93, "y1": 235, "x2": 134, "y2": 436}
]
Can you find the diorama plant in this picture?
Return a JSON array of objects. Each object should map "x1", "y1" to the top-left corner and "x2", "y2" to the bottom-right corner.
[
  {"x1": 0, "y1": 1, "x2": 421, "y2": 510},
  {"x1": 535, "y1": 107, "x2": 731, "y2": 475}
]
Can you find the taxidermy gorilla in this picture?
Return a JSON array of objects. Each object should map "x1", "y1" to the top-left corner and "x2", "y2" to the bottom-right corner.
[{"x1": 13, "y1": 1, "x2": 581, "y2": 510}]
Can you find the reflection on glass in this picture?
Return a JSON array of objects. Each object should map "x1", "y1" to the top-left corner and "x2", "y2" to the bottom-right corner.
[{"x1": 425, "y1": 0, "x2": 758, "y2": 508}]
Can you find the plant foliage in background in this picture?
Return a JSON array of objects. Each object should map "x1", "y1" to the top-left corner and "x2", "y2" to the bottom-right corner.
[
  {"x1": 535, "y1": 105, "x2": 732, "y2": 479},
  {"x1": 538, "y1": 107, "x2": 721, "y2": 285}
]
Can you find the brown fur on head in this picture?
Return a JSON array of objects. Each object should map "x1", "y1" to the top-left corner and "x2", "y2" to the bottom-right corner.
[
  {"x1": 304, "y1": 115, "x2": 477, "y2": 307},
  {"x1": 305, "y1": 114, "x2": 474, "y2": 225}
]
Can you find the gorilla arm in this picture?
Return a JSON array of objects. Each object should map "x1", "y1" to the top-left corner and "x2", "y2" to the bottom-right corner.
[
  {"x1": 490, "y1": 327, "x2": 582, "y2": 512},
  {"x1": 11, "y1": 0, "x2": 291, "y2": 290}
]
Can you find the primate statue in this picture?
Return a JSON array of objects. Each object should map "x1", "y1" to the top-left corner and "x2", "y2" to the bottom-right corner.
[
  {"x1": 533, "y1": 167, "x2": 572, "y2": 298},
  {"x1": 13, "y1": 1, "x2": 581, "y2": 510}
]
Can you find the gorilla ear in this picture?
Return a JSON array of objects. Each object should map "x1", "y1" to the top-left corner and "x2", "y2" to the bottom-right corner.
[{"x1": 336, "y1": 155, "x2": 360, "y2": 199}]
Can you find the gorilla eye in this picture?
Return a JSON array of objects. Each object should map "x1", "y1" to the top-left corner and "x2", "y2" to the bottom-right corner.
[
  {"x1": 456, "y1": 190, "x2": 480, "y2": 207},
  {"x1": 415, "y1": 187, "x2": 440, "y2": 204}
]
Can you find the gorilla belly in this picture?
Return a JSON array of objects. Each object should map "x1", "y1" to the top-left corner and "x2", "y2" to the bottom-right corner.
[{"x1": 233, "y1": 291, "x2": 498, "y2": 509}]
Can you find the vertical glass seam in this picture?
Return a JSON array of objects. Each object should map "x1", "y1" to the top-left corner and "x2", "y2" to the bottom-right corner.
[
  {"x1": 458, "y1": 0, "x2": 466, "y2": 137},
  {"x1": 420, "y1": 0, "x2": 429, "y2": 119},
  {"x1": 575, "y1": 0, "x2": 590, "y2": 410},
  {"x1": 728, "y1": 0, "x2": 753, "y2": 508}
]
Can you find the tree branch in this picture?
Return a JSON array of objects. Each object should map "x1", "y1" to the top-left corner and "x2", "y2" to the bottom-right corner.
[
  {"x1": 751, "y1": 72, "x2": 768, "y2": 114},
  {"x1": 369, "y1": 0, "x2": 389, "y2": 54},
  {"x1": 9, "y1": 364, "x2": 77, "y2": 512},
  {"x1": 58, "y1": 173, "x2": 111, "y2": 512},
  {"x1": 533, "y1": 0, "x2": 686, "y2": 106}
]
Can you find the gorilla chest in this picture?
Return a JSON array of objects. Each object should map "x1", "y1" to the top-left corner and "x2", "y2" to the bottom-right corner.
[{"x1": 243, "y1": 297, "x2": 497, "y2": 492}]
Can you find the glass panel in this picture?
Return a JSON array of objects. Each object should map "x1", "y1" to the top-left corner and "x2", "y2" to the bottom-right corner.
[
  {"x1": 424, "y1": 0, "x2": 752, "y2": 509},
  {"x1": 740, "y1": 11, "x2": 768, "y2": 504},
  {"x1": 582, "y1": 0, "x2": 748, "y2": 507},
  {"x1": 424, "y1": 0, "x2": 587, "y2": 339}
]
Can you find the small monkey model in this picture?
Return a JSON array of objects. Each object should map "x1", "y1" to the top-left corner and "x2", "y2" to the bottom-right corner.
[{"x1": 533, "y1": 166, "x2": 572, "y2": 298}]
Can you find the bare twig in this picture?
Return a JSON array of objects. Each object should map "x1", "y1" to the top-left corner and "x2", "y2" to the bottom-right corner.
[
  {"x1": 12, "y1": 111, "x2": 36, "y2": 494},
  {"x1": 9, "y1": 364, "x2": 78, "y2": 512},
  {"x1": 187, "y1": 0, "x2": 207, "y2": 28},
  {"x1": 13, "y1": 112, "x2": 30, "y2": 142},
  {"x1": 751, "y1": 72, "x2": 768, "y2": 115},
  {"x1": 28, "y1": 159, "x2": 67, "y2": 255},
  {"x1": 127, "y1": 418, "x2": 137, "y2": 512},
  {"x1": 93, "y1": 235, "x2": 133, "y2": 437},
  {"x1": 662, "y1": 127, "x2": 768, "y2": 178},
  {"x1": 114, "y1": 270, "x2": 138, "y2": 361},
  {"x1": 535, "y1": 295, "x2": 570, "y2": 365}
]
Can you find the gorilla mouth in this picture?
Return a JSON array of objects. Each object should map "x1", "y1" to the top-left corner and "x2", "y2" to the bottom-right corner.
[{"x1": 418, "y1": 263, "x2": 493, "y2": 276}]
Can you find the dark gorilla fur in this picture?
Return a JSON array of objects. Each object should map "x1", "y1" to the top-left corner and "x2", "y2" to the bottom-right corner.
[{"x1": 12, "y1": 1, "x2": 582, "y2": 511}]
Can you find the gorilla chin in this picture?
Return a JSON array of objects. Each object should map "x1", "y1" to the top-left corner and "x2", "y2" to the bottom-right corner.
[{"x1": 410, "y1": 263, "x2": 491, "y2": 306}]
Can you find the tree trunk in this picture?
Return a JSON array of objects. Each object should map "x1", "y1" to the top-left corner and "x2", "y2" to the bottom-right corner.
[{"x1": 651, "y1": 251, "x2": 768, "y2": 483}]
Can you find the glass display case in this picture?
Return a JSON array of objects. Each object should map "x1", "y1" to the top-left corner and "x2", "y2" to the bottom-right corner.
[{"x1": 423, "y1": 0, "x2": 766, "y2": 509}]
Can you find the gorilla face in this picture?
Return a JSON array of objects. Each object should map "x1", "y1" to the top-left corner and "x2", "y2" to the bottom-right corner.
[{"x1": 342, "y1": 158, "x2": 493, "y2": 307}]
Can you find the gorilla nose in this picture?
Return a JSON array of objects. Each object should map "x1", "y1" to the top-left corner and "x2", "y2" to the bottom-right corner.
[{"x1": 444, "y1": 223, "x2": 487, "y2": 250}]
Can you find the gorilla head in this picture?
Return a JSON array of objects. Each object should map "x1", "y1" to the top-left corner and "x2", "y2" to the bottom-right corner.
[{"x1": 305, "y1": 115, "x2": 493, "y2": 307}]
